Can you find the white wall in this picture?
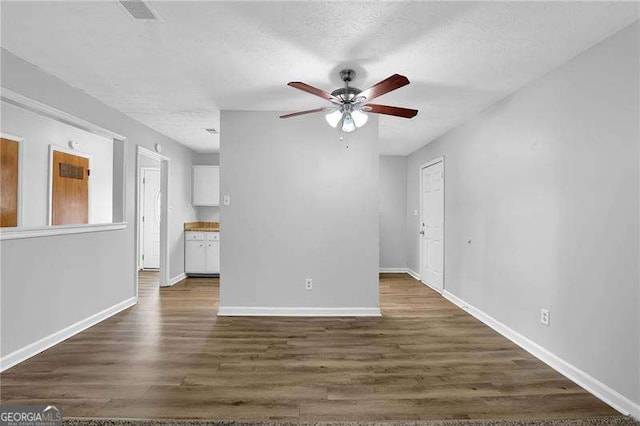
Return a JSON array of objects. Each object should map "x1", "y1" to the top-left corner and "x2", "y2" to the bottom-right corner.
[
  {"x1": 2, "y1": 102, "x2": 113, "y2": 225},
  {"x1": 192, "y1": 152, "x2": 220, "y2": 222},
  {"x1": 379, "y1": 155, "x2": 407, "y2": 270},
  {"x1": 138, "y1": 154, "x2": 160, "y2": 169},
  {"x1": 219, "y1": 111, "x2": 380, "y2": 312},
  {"x1": 406, "y1": 23, "x2": 639, "y2": 407},
  {"x1": 0, "y1": 48, "x2": 197, "y2": 360}
]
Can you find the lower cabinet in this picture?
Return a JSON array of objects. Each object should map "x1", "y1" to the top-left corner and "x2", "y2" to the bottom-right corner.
[{"x1": 185, "y1": 231, "x2": 220, "y2": 275}]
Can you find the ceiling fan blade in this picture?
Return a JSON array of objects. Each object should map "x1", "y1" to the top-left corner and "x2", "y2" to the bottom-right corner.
[
  {"x1": 363, "y1": 104, "x2": 418, "y2": 119},
  {"x1": 279, "y1": 107, "x2": 327, "y2": 119},
  {"x1": 358, "y1": 74, "x2": 410, "y2": 102},
  {"x1": 287, "y1": 82, "x2": 338, "y2": 102}
]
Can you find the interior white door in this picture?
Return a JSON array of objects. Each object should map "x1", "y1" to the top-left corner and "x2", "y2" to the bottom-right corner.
[
  {"x1": 142, "y1": 168, "x2": 161, "y2": 269},
  {"x1": 420, "y1": 160, "x2": 444, "y2": 292}
]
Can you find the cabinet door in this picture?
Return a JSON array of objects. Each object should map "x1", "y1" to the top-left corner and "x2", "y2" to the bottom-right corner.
[
  {"x1": 205, "y1": 241, "x2": 220, "y2": 273},
  {"x1": 185, "y1": 240, "x2": 207, "y2": 273},
  {"x1": 192, "y1": 166, "x2": 220, "y2": 206}
]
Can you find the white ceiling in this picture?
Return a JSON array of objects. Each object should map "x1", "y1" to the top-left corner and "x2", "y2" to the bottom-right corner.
[{"x1": 1, "y1": 1, "x2": 638, "y2": 155}]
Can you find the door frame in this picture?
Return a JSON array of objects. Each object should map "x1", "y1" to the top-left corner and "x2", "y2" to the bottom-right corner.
[
  {"x1": 136, "y1": 146, "x2": 170, "y2": 291},
  {"x1": 0, "y1": 132, "x2": 24, "y2": 228},
  {"x1": 47, "y1": 145, "x2": 93, "y2": 226},
  {"x1": 138, "y1": 166, "x2": 161, "y2": 269},
  {"x1": 418, "y1": 156, "x2": 445, "y2": 294}
]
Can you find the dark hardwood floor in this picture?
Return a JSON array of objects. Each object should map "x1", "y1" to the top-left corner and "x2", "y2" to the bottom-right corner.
[{"x1": 0, "y1": 272, "x2": 621, "y2": 421}]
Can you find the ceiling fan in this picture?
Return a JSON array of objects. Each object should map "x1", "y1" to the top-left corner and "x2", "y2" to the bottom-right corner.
[{"x1": 280, "y1": 69, "x2": 418, "y2": 133}]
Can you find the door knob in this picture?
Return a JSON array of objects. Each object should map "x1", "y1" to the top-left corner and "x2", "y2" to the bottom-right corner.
[{"x1": 419, "y1": 230, "x2": 425, "y2": 235}]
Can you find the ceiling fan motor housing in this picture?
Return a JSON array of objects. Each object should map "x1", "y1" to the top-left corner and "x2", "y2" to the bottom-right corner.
[
  {"x1": 340, "y1": 69, "x2": 356, "y2": 83},
  {"x1": 331, "y1": 87, "x2": 362, "y2": 101}
]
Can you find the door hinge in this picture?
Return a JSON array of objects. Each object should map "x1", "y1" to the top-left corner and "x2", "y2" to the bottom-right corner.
[
  {"x1": 87, "y1": 169, "x2": 91, "y2": 177},
  {"x1": 142, "y1": 216, "x2": 145, "y2": 222},
  {"x1": 143, "y1": 177, "x2": 146, "y2": 184},
  {"x1": 142, "y1": 254, "x2": 144, "y2": 260}
]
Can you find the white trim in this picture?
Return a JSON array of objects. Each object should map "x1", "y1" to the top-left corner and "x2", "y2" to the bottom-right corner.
[
  {"x1": 379, "y1": 268, "x2": 425, "y2": 283},
  {"x1": 379, "y1": 268, "x2": 409, "y2": 273},
  {"x1": 0, "y1": 296, "x2": 137, "y2": 372},
  {"x1": 0, "y1": 88, "x2": 126, "y2": 141},
  {"x1": 138, "y1": 145, "x2": 169, "y2": 162},
  {"x1": 0, "y1": 222, "x2": 126, "y2": 240},
  {"x1": 422, "y1": 279, "x2": 442, "y2": 293},
  {"x1": 407, "y1": 268, "x2": 421, "y2": 281},
  {"x1": 48, "y1": 145, "x2": 93, "y2": 226},
  {"x1": 218, "y1": 306, "x2": 382, "y2": 317},
  {"x1": 379, "y1": 268, "x2": 423, "y2": 283},
  {"x1": 0, "y1": 132, "x2": 24, "y2": 228},
  {"x1": 442, "y1": 290, "x2": 640, "y2": 419},
  {"x1": 419, "y1": 156, "x2": 445, "y2": 294},
  {"x1": 166, "y1": 273, "x2": 187, "y2": 287}
]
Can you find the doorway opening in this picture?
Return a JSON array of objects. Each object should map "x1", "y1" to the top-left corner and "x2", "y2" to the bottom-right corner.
[
  {"x1": 419, "y1": 157, "x2": 445, "y2": 293},
  {"x1": 136, "y1": 146, "x2": 170, "y2": 293},
  {"x1": 139, "y1": 165, "x2": 161, "y2": 270}
]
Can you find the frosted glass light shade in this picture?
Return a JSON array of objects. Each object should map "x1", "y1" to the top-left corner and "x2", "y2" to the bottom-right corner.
[
  {"x1": 351, "y1": 109, "x2": 368, "y2": 127},
  {"x1": 325, "y1": 109, "x2": 343, "y2": 128},
  {"x1": 342, "y1": 114, "x2": 356, "y2": 133}
]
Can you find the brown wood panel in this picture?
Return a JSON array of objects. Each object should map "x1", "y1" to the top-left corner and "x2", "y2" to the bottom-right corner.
[
  {"x1": 0, "y1": 137, "x2": 19, "y2": 227},
  {"x1": 51, "y1": 150, "x2": 89, "y2": 225},
  {"x1": 0, "y1": 272, "x2": 622, "y2": 422}
]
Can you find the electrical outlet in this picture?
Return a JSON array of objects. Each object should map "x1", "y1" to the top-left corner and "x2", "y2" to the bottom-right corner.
[
  {"x1": 540, "y1": 308, "x2": 550, "y2": 326},
  {"x1": 305, "y1": 278, "x2": 313, "y2": 290},
  {"x1": 413, "y1": 209, "x2": 418, "y2": 216}
]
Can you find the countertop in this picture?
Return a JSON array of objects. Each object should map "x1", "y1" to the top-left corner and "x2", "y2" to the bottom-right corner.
[{"x1": 184, "y1": 221, "x2": 220, "y2": 232}]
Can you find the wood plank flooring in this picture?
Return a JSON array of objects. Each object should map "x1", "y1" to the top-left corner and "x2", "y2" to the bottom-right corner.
[{"x1": 0, "y1": 272, "x2": 621, "y2": 421}]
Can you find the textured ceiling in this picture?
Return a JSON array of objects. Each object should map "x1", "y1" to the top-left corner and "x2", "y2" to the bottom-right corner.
[{"x1": 1, "y1": 1, "x2": 638, "y2": 154}]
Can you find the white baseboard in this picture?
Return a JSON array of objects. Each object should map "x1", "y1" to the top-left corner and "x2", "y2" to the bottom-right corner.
[
  {"x1": 379, "y1": 267, "x2": 422, "y2": 282},
  {"x1": 165, "y1": 272, "x2": 187, "y2": 287},
  {"x1": 218, "y1": 306, "x2": 381, "y2": 317},
  {"x1": 421, "y1": 279, "x2": 443, "y2": 294},
  {"x1": 0, "y1": 296, "x2": 137, "y2": 372},
  {"x1": 379, "y1": 267, "x2": 409, "y2": 273},
  {"x1": 407, "y1": 268, "x2": 420, "y2": 281},
  {"x1": 443, "y1": 290, "x2": 640, "y2": 419}
]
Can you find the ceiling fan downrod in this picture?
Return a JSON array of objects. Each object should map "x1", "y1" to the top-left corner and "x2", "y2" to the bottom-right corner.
[{"x1": 331, "y1": 69, "x2": 361, "y2": 102}]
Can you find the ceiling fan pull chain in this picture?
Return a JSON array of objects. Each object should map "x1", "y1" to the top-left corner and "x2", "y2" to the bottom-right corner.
[{"x1": 339, "y1": 133, "x2": 350, "y2": 150}]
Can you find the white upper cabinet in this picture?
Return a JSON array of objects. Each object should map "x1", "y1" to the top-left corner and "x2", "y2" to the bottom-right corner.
[{"x1": 192, "y1": 166, "x2": 219, "y2": 206}]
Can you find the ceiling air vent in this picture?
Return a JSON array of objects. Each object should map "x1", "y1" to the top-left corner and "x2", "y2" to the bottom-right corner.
[
  {"x1": 204, "y1": 128, "x2": 219, "y2": 135},
  {"x1": 118, "y1": 0, "x2": 159, "y2": 20}
]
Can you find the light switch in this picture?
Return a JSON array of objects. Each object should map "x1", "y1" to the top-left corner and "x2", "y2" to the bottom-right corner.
[{"x1": 223, "y1": 195, "x2": 230, "y2": 206}]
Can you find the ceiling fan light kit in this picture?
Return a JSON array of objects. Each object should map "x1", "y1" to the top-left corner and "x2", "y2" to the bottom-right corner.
[
  {"x1": 281, "y1": 68, "x2": 418, "y2": 135},
  {"x1": 325, "y1": 109, "x2": 343, "y2": 127}
]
